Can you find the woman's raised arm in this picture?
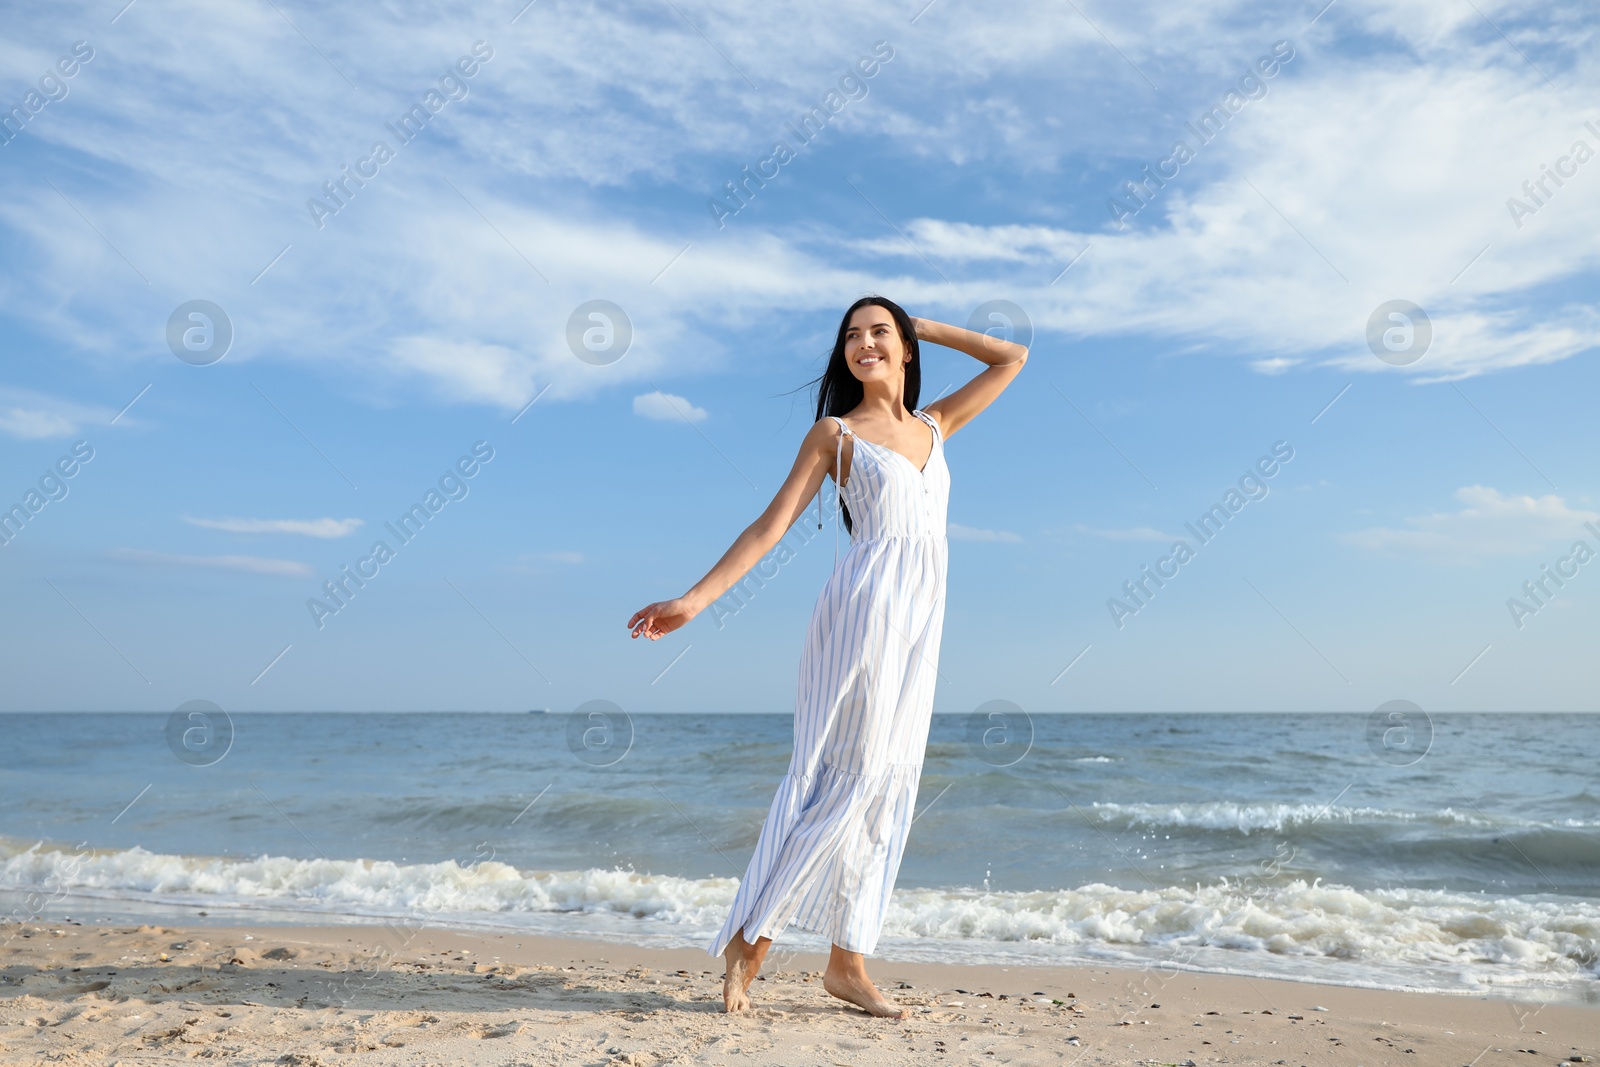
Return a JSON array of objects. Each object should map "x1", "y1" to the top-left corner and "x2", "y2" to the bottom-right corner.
[
  {"x1": 627, "y1": 418, "x2": 842, "y2": 641},
  {"x1": 914, "y1": 316, "x2": 1027, "y2": 440}
]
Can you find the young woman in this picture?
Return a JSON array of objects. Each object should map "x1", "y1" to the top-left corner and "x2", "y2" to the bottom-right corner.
[{"x1": 626, "y1": 296, "x2": 1027, "y2": 1017}]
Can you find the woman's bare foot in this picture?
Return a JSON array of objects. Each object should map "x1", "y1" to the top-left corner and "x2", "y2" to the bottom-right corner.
[
  {"x1": 721, "y1": 928, "x2": 772, "y2": 1012},
  {"x1": 822, "y1": 944, "x2": 907, "y2": 1019}
]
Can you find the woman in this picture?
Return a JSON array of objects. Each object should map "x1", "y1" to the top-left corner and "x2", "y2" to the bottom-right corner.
[{"x1": 626, "y1": 296, "x2": 1027, "y2": 1017}]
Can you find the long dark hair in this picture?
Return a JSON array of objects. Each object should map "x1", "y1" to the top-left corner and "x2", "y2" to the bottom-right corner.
[{"x1": 805, "y1": 295, "x2": 921, "y2": 535}]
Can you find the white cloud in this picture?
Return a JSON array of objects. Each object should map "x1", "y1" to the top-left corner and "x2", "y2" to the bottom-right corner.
[
  {"x1": 109, "y1": 548, "x2": 313, "y2": 577},
  {"x1": 884, "y1": 221, "x2": 1085, "y2": 266},
  {"x1": 182, "y1": 516, "x2": 363, "y2": 538},
  {"x1": 387, "y1": 338, "x2": 539, "y2": 409},
  {"x1": 1251, "y1": 357, "x2": 1299, "y2": 376},
  {"x1": 1341, "y1": 486, "x2": 1600, "y2": 560},
  {"x1": 0, "y1": 388, "x2": 114, "y2": 440},
  {"x1": 0, "y1": 0, "x2": 1596, "y2": 404},
  {"x1": 517, "y1": 551, "x2": 585, "y2": 565},
  {"x1": 0, "y1": 407, "x2": 78, "y2": 440},
  {"x1": 831, "y1": 19, "x2": 1600, "y2": 382},
  {"x1": 949, "y1": 522, "x2": 1022, "y2": 542},
  {"x1": 1073, "y1": 524, "x2": 1177, "y2": 542},
  {"x1": 634, "y1": 391, "x2": 707, "y2": 422}
]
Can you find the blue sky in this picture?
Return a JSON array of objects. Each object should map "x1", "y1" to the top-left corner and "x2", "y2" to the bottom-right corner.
[{"x1": 0, "y1": 0, "x2": 1594, "y2": 713}]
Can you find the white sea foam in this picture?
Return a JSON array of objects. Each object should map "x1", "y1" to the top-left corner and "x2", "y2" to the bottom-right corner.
[
  {"x1": 1082, "y1": 800, "x2": 1583, "y2": 833},
  {"x1": 2, "y1": 836, "x2": 1595, "y2": 995},
  {"x1": 883, "y1": 880, "x2": 1599, "y2": 984},
  {"x1": 0, "y1": 838, "x2": 733, "y2": 928}
]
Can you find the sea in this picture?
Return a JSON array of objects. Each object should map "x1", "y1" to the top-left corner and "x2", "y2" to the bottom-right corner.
[{"x1": 1, "y1": 711, "x2": 1595, "y2": 1007}]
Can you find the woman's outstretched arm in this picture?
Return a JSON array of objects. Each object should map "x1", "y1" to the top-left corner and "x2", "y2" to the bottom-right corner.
[
  {"x1": 913, "y1": 316, "x2": 1028, "y2": 440},
  {"x1": 627, "y1": 418, "x2": 842, "y2": 641}
]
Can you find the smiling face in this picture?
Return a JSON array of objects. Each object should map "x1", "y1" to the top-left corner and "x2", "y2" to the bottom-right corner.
[{"x1": 843, "y1": 304, "x2": 907, "y2": 381}]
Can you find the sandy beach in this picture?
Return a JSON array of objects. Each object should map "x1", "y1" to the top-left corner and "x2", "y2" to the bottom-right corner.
[{"x1": 0, "y1": 920, "x2": 1593, "y2": 1066}]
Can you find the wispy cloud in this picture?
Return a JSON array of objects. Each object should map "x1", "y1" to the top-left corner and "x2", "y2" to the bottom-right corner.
[
  {"x1": 526, "y1": 551, "x2": 584, "y2": 564},
  {"x1": 0, "y1": 407, "x2": 78, "y2": 440},
  {"x1": 1073, "y1": 523, "x2": 1177, "y2": 542},
  {"x1": 387, "y1": 338, "x2": 538, "y2": 409},
  {"x1": 182, "y1": 516, "x2": 363, "y2": 538},
  {"x1": 1341, "y1": 486, "x2": 1600, "y2": 561},
  {"x1": 634, "y1": 391, "x2": 707, "y2": 422},
  {"x1": 0, "y1": 388, "x2": 114, "y2": 440},
  {"x1": 109, "y1": 548, "x2": 313, "y2": 577},
  {"x1": 0, "y1": 1, "x2": 1592, "y2": 404},
  {"x1": 1250, "y1": 357, "x2": 1299, "y2": 376},
  {"x1": 949, "y1": 522, "x2": 1022, "y2": 542}
]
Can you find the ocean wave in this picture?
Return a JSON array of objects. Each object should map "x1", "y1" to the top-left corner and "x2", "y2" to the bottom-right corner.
[
  {"x1": 883, "y1": 880, "x2": 1599, "y2": 982},
  {"x1": 1084, "y1": 800, "x2": 1594, "y2": 834},
  {"x1": 362, "y1": 792, "x2": 675, "y2": 836},
  {"x1": 2, "y1": 837, "x2": 1595, "y2": 989},
  {"x1": 0, "y1": 838, "x2": 733, "y2": 928}
]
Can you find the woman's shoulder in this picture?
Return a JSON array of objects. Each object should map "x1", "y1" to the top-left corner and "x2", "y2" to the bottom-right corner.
[{"x1": 807, "y1": 415, "x2": 852, "y2": 445}]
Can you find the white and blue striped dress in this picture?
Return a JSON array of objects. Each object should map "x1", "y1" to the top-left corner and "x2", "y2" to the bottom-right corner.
[{"x1": 710, "y1": 407, "x2": 949, "y2": 957}]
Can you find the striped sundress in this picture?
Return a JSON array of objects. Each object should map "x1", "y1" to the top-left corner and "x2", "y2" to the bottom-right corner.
[{"x1": 709, "y1": 407, "x2": 949, "y2": 957}]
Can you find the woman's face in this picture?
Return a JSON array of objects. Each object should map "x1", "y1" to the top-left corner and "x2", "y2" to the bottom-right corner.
[{"x1": 843, "y1": 305, "x2": 906, "y2": 382}]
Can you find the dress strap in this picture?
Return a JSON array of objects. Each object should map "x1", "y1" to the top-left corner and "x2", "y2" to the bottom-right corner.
[{"x1": 913, "y1": 408, "x2": 941, "y2": 440}]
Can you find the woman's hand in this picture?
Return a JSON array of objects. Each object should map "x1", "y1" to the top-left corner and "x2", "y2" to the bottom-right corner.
[
  {"x1": 627, "y1": 598, "x2": 696, "y2": 640},
  {"x1": 909, "y1": 315, "x2": 930, "y2": 341}
]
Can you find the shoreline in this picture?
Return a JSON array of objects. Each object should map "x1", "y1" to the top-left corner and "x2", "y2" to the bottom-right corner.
[
  {"x1": 15, "y1": 891, "x2": 1597, "y2": 1008},
  {"x1": 1, "y1": 920, "x2": 1594, "y2": 1066}
]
